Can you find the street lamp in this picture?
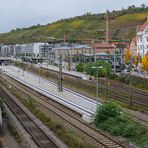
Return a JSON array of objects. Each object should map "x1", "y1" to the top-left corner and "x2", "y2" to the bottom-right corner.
[{"x1": 91, "y1": 66, "x2": 103, "y2": 105}]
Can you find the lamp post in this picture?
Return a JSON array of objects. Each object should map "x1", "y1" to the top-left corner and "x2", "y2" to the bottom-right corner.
[{"x1": 91, "y1": 66, "x2": 103, "y2": 105}]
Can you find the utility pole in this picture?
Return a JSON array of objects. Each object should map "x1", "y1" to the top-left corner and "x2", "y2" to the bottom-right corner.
[
  {"x1": 58, "y1": 55, "x2": 63, "y2": 92},
  {"x1": 68, "y1": 53, "x2": 71, "y2": 71}
]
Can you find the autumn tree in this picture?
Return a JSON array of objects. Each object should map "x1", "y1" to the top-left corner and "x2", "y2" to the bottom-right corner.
[
  {"x1": 142, "y1": 53, "x2": 148, "y2": 73},
  {"x1": 125, "y1": 49, "x2": 131, "y2": 64},
  {"x1": 134, "y1": 53, "x2": 141, "y2": 67}
]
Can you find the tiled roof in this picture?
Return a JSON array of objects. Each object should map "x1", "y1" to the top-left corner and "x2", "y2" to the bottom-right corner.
[
  {"x1": 137, "y1": 20, "x2": 148, "y2": 32},
  {"x1": 113, "y1": 42, "x2": 129, "y2": 46},
  {"x1": 93, "y1": 43, "x2": 116, "y2": 48}
]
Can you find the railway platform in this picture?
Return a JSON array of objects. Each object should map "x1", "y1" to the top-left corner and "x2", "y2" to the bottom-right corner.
[
  {"x1": 1, "y1": 65, "x2": 99, "y2": 123},
  {"x1": 36, "y1": 63, "x2": 90, "y2": 80}
]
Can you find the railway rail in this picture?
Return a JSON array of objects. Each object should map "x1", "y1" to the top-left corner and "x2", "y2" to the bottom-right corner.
[
  {"x1": 13, "y1": 63, "x2": 148, "y2": 110},
  {"x1": 0, "y1": 87, "x2": 60, "y2": 148},
  {"x1": 3, "y1": 67, "x2": 148, "y2": 128},
  {"x1": 0, "y1": 73, "x2": 127, "y2": 148}
]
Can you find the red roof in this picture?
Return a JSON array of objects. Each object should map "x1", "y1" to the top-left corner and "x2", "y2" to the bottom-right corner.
[
  {"x1": 93, "y1": 43, "x2": 116, "y2": 49},
  {"x1": 113, "y1": 42, "x2": 129, "y2": 46},
  {"x1": 137, "y1": 20, "x2": 148, "y2": 32}
]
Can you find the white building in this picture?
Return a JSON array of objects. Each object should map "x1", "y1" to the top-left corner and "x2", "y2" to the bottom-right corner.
[
  {"x1": 0, "y1": 43, "x2": 52, "y2": 58},
  {"x1": 20, "y1": 43, "x2": 44, "y2": 57},
  {"x1": 136, "y1": 17, "x2": 148, "y2": 58},
  {"x1": 17, "y1": 43, "x2": 52, "y2": 58},
  {"x1": 1, "y1": 45, "x2": 16, "y2": 57}
]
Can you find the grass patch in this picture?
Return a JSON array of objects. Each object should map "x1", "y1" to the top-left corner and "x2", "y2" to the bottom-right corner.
[{"x1": 6, "y1": 119, "x2": 22, "y2": 143}]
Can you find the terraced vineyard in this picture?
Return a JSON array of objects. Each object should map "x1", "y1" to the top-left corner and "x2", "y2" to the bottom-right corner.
[{"x1": 0, "y1": 11, "x2": 148, "y2": 44}]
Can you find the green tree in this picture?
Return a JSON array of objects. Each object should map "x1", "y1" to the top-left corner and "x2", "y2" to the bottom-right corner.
[
  {"x1": 75, "y1": 62, "x2": 84, "y2": 72},
  {"x1": 84, "y1": 61, "x2": 111, "y2": 77}
]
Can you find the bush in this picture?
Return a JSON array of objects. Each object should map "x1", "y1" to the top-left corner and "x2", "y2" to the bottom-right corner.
[
  {"x1": 94, "y1": 101, "x2": 148, "y2": 147},
  {"x1": 94, "y1": 101, "x2": 121, "y2": 126}
]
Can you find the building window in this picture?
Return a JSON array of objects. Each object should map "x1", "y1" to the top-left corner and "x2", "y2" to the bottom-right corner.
[
  {"x1": 147, "y1": 45, "x2": 148, "y2": 48},
  {"x1": 147, "y1": 37, "x2": 148, "y2": 42},
  {"x1": 140, "y1": 45, "x2": 142, "y2": 49}
]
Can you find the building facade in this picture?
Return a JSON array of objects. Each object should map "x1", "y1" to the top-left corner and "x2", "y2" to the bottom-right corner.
[
  {"x1": 136, "y1": 17, "x2": 148, "y2": 58},
  {"x1": 52, "y1": 43, "x2": 92, "y2": 63},
  {"x1": 0, "y1": 45, "x2": 16, "y2": 57},
  {"x1": 129, "y1": 37, "x2": 137, "y2": 57},
  {"x1": 0, "y1": 43, "x2": 53, "y2": 59}
]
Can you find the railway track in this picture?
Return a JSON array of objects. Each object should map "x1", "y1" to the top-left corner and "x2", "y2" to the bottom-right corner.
[
  {"x1": 14, "y1": 63, "x2": 148, "y2": 110},
  {"x1": 3, "y1": 68, "x2": 148, "y2": 128},
  {"x1": 1, "y1": 74, "x2": 127, "y2": 148},
  {"x1": 0, "y1": 88, "x2": 59, "y2": 148},
  {"x1": 61, "y1": 78, "x2": 148, "y2": 110}
]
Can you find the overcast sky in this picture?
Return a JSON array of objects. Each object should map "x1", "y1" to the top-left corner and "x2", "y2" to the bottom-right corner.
[{"x1": 0, "y1": 0, "x2": 147, "y2": 33}]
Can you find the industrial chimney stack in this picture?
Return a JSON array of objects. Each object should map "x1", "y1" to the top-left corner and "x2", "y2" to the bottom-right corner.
[{"x1": 106, "y1": 10, "x2": 109, "y2": 43}]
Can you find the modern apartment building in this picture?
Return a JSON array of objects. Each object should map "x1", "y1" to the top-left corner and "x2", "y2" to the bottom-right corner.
[{"x1": 0, "y1": 43, "x2": 52, "y2": 58}]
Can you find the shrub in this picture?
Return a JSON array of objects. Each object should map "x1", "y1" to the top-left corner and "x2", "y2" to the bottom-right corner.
[
  {"x1": 94, "y1": 101, "x2": 121, "y2": 126},
  {"x1": 94, "y1": 101, "x2": 148, "y2": 147}
]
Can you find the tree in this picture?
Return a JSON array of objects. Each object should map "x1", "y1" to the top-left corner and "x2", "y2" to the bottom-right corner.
[
  {"x1": 125, "y1": 49, "x2": 131, "y2": 64},
  {"x1": 84, "y1": 61, "x2": 111, "y2": 77},
  {"x1": 141, "y1": 4, "x2": 146, "y2": 9},
  {"x1": 134, "y1": 53, "x2": 141, "y2": 67},
  {"x1": 142, "y1": 53, "x2": 148, "y2": 73},
  {"x1": 75, "y1": 62, "x2": 84, "y2": 72}
]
